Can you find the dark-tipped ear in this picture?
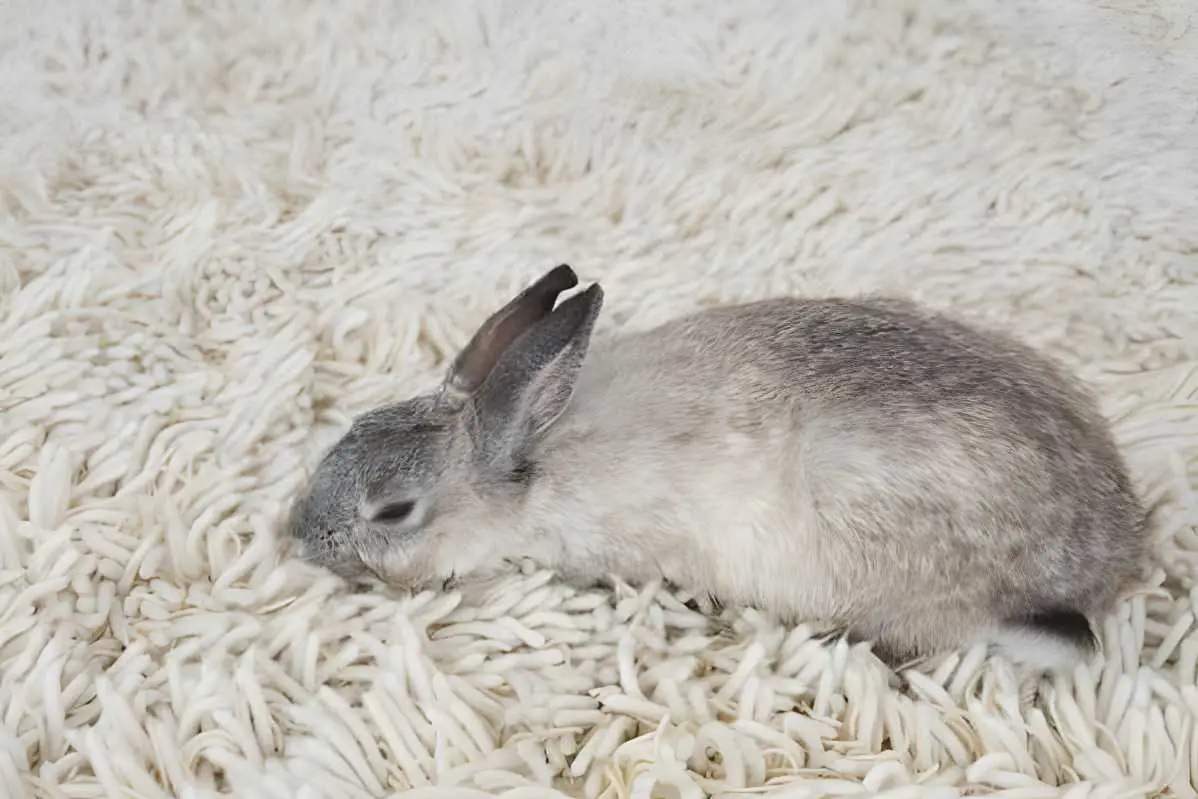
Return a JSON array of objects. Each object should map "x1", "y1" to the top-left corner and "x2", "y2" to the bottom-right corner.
[
  {"x1": 468, "y1": 283, "x2": 604, "y2": 471},
  {"x1": 446, "y1": 265, "x2": 579, "y2": 396}
]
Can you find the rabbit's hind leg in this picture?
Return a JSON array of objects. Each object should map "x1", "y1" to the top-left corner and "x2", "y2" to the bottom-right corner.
[{"x1": 985, "y1": 606, "x2": 1099, "y2": 674}]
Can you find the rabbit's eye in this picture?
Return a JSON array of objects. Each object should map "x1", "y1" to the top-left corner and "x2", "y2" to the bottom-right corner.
[{"x1": 373, "y1": 500, "x2": 415, "y2": 523}]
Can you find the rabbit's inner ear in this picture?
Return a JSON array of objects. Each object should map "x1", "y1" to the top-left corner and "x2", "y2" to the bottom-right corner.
[
  {"x1": 468, "y1": 283, "x2": 604, "y2": 472},
  {"x1": 446, "y1": 265, "x2": 579, "y2": 395}
]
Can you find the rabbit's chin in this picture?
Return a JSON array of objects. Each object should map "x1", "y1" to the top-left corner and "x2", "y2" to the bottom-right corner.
[
  {"x1": 368, "y1": 543, "x2": 499, "y2": 595},
  {"x1": 350, "y1": 567, "x2": 446, "y2": 598}
]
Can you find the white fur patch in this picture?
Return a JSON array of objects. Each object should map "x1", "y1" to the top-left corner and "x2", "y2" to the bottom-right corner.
[
  {"x1": 1, "y1": 0, "x2": 1196, "y2": 797},
  {"x1": 984, "y1": 628, "x2": 1094, "y2": 675}
]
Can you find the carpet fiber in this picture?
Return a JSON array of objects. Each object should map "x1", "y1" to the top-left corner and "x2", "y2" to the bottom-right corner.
[{"x1": 2, "y1": 0, "x2": 1197, "y2": 796}]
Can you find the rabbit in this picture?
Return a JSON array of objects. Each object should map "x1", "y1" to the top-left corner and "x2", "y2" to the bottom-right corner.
[{"x1": 285, "y1": 264, "x2": 1149, "y2": 673}]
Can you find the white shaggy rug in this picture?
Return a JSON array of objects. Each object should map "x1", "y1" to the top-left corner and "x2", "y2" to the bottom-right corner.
[{"x1": 2, "y1": 0, "x2": 1196, "y2": 796}]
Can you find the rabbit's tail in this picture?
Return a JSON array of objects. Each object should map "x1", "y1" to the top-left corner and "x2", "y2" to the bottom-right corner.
[{"x1": 986, "y1": 608, "x2": 1099, "y2": 673}]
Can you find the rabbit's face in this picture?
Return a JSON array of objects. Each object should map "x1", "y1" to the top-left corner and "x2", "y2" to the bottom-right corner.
[
  {"x1": 285, "y1": 394, "x2": 465, "y2": 584},
  {"x1": 284, "y1": 264, "x2": 605, "y2": 589}
]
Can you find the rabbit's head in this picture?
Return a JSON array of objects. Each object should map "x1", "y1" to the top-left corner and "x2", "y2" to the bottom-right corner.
[{"x1": 285, "y1": 265, "x2": 603, "y2": 588}]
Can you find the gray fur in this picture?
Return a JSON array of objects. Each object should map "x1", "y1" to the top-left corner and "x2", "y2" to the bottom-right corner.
[{"x1": 286, "y1": 267, "x2": 1149, "y2": 672}]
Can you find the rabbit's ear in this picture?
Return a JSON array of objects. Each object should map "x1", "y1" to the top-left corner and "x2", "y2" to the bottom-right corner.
[
  {"x1": 468, "y1": 283, "x2": 604, "y2": 472},
  {"x1": 446, "y1": 264, "x2": 579, "y2": 396}
]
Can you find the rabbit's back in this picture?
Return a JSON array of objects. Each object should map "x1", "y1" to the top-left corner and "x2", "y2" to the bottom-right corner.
[{"x1": 555, "y1": 296, "x2": 1147, "y2": 665}]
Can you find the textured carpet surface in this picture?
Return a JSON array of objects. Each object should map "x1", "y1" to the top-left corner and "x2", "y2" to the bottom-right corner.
[{"x1": 2, "y1": 0, "x2": 1197, "y2": 797}]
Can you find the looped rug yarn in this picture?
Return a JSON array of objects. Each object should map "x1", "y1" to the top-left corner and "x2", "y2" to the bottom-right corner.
[{"x1": 2, "y1": 0, "x2": 1196, "y2": 797}]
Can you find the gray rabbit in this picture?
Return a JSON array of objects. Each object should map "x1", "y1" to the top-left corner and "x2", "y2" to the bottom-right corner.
[{"x1": 286, "y1": 265, "x2": 1149, "y2": 672}]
